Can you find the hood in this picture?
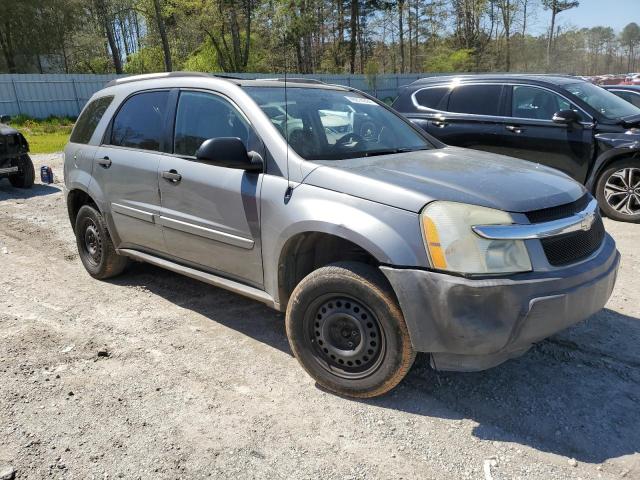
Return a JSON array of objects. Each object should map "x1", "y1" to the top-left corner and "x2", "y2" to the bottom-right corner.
[
  {"x1": 304, "y1": 147, "x2": 586, "y2": 213},
  {"x1": 595, "y1": 129, "x2": 640, "y2": 152}
]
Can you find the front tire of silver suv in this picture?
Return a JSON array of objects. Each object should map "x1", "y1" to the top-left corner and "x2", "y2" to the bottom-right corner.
[
  {"x1": 75, "y1": 205, "x2": 128, "y2": 279},
  {"x1": 286, "y1": 261, "x2": 416, "y2": 398}
]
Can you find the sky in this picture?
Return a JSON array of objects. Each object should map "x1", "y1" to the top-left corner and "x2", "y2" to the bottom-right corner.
[{"x1": 530, "y1": 0, "x2": 640, "y2": 34}]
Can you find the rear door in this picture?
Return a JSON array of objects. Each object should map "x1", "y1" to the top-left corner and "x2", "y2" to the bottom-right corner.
[
  {"x1": 157, "y1": 89, "x2": 264, "y2": 287},
  {"x1": 435, "y1": 83, "x2": 505, "y2": 151},
  {"x1": 92, "y1": 90, "x2": 169, "y2": 254},
  {"x1": 493, "y1": 84, "x2": 594, "y2": 181},
  {"x1": 406, "y1": 84, "x2": 505, "y2": 152}
]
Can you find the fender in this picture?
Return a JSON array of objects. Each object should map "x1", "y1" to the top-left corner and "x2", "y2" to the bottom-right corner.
[
  {"x1": 260, "y1": 175, "x2": 429, "y2": 304},
  {"x1": 585, "y1": 136, "x2": 640, "y2": 191}
]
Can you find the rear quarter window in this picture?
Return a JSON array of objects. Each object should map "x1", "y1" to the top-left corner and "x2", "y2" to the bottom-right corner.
[
  {"x1": 447, "y1": 84, "x2": 502, "y2": 116},
  {"x1": 414, "y1": 87, "x2": 449, "y2": 110},
  {"x1": 69, "y1": 96, "x2": 114, "y2": 144}
]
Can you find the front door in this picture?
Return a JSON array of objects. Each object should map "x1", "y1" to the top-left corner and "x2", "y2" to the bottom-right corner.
[
  {"x1": 158, "y1": 90, "x2": 264, "y2": 287},
  {"x1": 493, "y1": 85, "x2": 594, "y2": 182},
  {"x1": 92, "y1": 90, "x2": 170, "y2": 254}
]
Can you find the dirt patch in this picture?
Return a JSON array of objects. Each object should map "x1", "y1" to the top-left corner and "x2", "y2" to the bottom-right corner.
[{"x1": 1, "y1": 154, "x2": 639, "y2": 479}]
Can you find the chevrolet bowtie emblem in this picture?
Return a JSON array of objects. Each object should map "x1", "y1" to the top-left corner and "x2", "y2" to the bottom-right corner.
[{"x1": 579, "y1": 211, "x2": 595, "y2": 231}]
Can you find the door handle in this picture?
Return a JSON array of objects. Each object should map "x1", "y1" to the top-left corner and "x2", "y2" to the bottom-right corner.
[
  {"x1": 505, "y1": 125, "x2": 524, "y2": 134},
  {"x1": 98, "y1": 156, "x2": 112, "y2": 168},
  {"x1": 162, "y1": 169, "x2": 182, "y2": 183},
  {"x1": 430, "y1": 120, "x2": 449, "y2": 128}
]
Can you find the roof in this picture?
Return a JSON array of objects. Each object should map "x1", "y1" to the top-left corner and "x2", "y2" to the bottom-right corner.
[
  {"x1": 407, "y1": 74, "x2": 584, "y2": 88},
  {"x1": 105, "y1": 71, "x2": 348, "y2": 91},
  {"x1": 602, "y1": 85, "x2": 640, "y2": 91}
]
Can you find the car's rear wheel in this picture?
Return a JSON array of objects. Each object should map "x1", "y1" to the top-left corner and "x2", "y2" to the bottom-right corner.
[
  {"x1": 8, "y1": 154, "x2": 34, "y2": 189},
  {"x1": 75, "y1": 204, "x2": 128, "y2": 279},
  {"x1": 596, "y1": 159, "x2": 640, "y2": 223},
  {"x1": 286, "y1": 261, "x2": 415, "y2": 398}
]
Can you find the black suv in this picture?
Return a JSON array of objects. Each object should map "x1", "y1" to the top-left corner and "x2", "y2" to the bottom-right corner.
[
  {"x1": 393, "y1": 75, "x2": 640, "y2": 222},
  {"x1": 0, "y1": 115, "x2": 34, "y2": 189}
]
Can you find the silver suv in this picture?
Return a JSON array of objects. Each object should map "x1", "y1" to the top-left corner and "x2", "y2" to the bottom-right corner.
[{"x1": 64, "y1": 73, "x2": 620, "y2": 398}]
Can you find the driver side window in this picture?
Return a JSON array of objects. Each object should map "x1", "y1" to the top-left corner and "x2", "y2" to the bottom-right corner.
[
  {"x1": 512, "y1": 85, "x2": 582, "y2": 121},
  {"x1": 174, "y1": 91, "x2": 251, "y2": 157}
]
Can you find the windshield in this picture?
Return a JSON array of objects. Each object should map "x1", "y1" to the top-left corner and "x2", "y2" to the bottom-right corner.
[
  {"x1": 564, "y1": 82, "x2": 640, "y2": 120},
  {"x1": 243, "y1": 86, "x2": 433, "y2": 160}
]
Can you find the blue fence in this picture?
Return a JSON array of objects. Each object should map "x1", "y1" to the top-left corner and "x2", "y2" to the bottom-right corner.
[{"x1": 0, "y1": 73, "x2": 442, "y2": 119}]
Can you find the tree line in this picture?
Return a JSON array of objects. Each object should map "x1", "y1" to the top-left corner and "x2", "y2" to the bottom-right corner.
[{"x1": 1, "y1": 0, "x2": 639, "y2": 76}]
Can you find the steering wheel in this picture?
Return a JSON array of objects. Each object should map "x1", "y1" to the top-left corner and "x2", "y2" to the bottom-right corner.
[{"x1": 334, "y1": 132, "x2": 365, "y2": 149}]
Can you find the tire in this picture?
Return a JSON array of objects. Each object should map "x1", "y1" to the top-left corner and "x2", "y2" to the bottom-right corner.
[
  {"x1": 75, "y1": 204, "x2": 128, "y2": 279},
  {"x1": 286, "y1": 261, "x2": 416, "y2": 398},
  {"x1": 8, "y1": 154, "x2": 34, "y2": 189},
  {"x1": 595, "y1": 158, "x2": 640, "y2": 223}
]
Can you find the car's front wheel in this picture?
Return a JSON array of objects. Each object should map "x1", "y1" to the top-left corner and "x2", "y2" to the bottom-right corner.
[
  {"x1": 286, "y1": 261, "x2": 416, "y2": 398},
  {"x1": 75, "y1": 204, "x2": 128, "y2": 279},
  {"x1": 596, "y1": 159, "x2": 640, "y2": 223}
]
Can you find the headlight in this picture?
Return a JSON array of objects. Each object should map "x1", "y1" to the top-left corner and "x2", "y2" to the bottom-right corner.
[{"x1": 421, "y1": 201, "x2": 531, "y2": 275}]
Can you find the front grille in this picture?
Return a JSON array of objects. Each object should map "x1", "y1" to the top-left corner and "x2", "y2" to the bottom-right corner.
[
  {"x1": 525, "y1": 194, "x2": 591, "y2": 223},
  {"x1": 540, "y1": 215, "x2": 605, "y2": 266}
]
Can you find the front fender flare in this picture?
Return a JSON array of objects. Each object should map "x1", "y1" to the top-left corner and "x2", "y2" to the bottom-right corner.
[{"x1": 586, "y1": 142, "x2": 640, "y2": 191}]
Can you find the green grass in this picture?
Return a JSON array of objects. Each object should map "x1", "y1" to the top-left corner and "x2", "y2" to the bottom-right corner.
[{"x1": 9, "y1": 115, "x2": 74, "y2": 154}]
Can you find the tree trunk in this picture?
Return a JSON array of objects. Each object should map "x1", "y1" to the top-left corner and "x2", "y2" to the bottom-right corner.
[
  {"x1": 546, "y1": 1, "x2": 556, "y2": 70},
  {"x1": 349, "y1": 0, "x2": 357, "y2": 74},
  {"x1": 398, "y1": 0, "x2": 405, "y2": 73},
  {"x1": 95, "y1": 0, "x2": 123, "y2": 73},
  {"x1": 522, "y1": 0, "x2": 528, "y2": 70},
  {"x1": 153, "y1": 0, "x2": 172, "y2": 72},
  {"x1": 0, "y1": 23, "x2": 18, "y2": 73}
]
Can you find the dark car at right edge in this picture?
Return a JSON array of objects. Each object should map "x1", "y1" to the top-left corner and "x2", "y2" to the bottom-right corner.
[{"x1": 393, "y1": 75, "x2": 640, "y2": 222}]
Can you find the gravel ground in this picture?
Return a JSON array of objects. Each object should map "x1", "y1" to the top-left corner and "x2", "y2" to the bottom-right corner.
[{"x1": 0, "y1": 153, "x2": 638, "y2": 480}]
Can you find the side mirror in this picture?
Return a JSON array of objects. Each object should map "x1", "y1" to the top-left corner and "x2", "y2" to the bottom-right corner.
[
  {"x1": 552, "y1": 109, "x2": 581, "y2": 125},
  {"x1": 0, "y1": 114, "x2": 11, "y2": 124},
  {"x1": 195, "y1": 137, "x2": 262, "y2": 172}
]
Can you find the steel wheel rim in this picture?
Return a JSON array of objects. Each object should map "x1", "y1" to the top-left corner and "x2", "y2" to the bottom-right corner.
[
  {"x1": 82, "y1": 220, "x2": 102, "y2": 266},
  {"x1": 604, "y1": 167, "x2": 640, "y2": 216},
  {"x1": 307, "y1": 294, "x2": 385, "y2": 380}
]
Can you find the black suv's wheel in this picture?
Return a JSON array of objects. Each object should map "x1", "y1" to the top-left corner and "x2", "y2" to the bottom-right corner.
[
  {"x1": 286, "y1": 261, "x2": 415, "y2": 398},
  {"x1": 75, "y1": 204, "x2": 128, "y2": 279},
  {"x1": 596, "y1": 159, "x2": 640, "y2": 223},
  {"x1": 8, "y1": 154, "x2": 35, "y2": 189}
]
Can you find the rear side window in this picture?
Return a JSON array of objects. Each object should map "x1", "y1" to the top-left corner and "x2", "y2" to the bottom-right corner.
[
  {"x1": 414, "y1": 87, "x2": 449, "y2": 110},
  {"x1": 70, "y1": 96, "x2": 114, "y2": 144},
  {"x1": 110, "y1": 91, "x2": 169, "y2": 151},
  {"x1": 613, "y1": 90, "x2": 640, "y2": 108},
  {"x1": 448, "y1": 84, "x2": 502, "y2": 116},
  {"x1": 173, "y1": 91, "x2": 250, "y2": 156}
]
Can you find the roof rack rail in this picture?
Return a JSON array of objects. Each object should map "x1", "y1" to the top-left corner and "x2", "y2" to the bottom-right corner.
[
  {"x1": 105, "y1": 71, "x2": 237, "y2": 88},
  {"x1": 260, "y1": 78, "x2": 327, "y2": 85}
]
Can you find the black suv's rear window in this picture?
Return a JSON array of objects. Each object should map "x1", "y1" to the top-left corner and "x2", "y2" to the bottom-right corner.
[
  {"x1": 414, "y1": 87, "x2": 449, "y2": 110},
  {"x1": 70, "y1": 95, "x2": 114, "y2": 144},
  {"x1": 448, "y1": 84, "x2": 502, "y2": 116}
]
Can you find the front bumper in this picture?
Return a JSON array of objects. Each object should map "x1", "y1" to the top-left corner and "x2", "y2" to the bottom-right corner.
[{"x1": 380, "y1": 234, "x2": 620, "y2": 371}]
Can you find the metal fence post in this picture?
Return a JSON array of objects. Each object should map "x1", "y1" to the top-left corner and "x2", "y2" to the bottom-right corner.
[
  {"x1": 10, "y1": 78, "x2": 22, "y2": 116},
  {"x1": 71, "y1": 78, "x2": 81, "y2": 116}
]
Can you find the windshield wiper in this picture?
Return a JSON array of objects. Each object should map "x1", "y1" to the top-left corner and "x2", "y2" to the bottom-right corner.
[{"x1": 363, "y1": 147, "x2": 427, "y2": 157}]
